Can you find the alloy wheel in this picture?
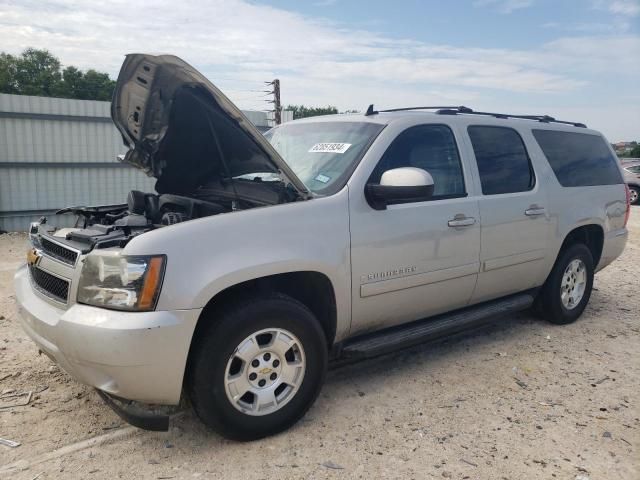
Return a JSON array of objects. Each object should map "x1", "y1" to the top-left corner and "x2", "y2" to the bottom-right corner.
[
  {"x1": 560, "y1": 259, "x2": 587, "y2": 310},
  {"x1": 224, "y1": 328, "x2": 306, "y2": 416}
]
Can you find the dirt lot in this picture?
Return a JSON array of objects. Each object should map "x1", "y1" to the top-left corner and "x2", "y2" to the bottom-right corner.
[{"x1": 1, "y1": 210, "x2": 638, "y2": 480}]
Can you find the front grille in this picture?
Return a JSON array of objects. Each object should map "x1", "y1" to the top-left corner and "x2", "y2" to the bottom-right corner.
[
  {"x1": 29, "y1": 265, "x2": 70, "y2": 303},
  {"x1": 40, "y1": 237, "x2": 78, "y2": 266}
]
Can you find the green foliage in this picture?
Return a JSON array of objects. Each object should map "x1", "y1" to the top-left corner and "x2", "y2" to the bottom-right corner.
[
  {"x1": 0, "y1": 48, "x2": 116, "y2": 101},
  {"x1": 286, "y1": 104, "x2": 338, "y2": 119},
  {"x1": 627, "y1": 145, "x2": 640, "y2": 158},
  {"x1": 0, "y1": 53, "x2": 18, "y2": 94}
]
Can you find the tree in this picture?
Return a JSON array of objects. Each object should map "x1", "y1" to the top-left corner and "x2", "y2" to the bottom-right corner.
[
  {"x1": 75, "y1": 69, "x2": 115, "y2": 101},
  {"x1": 13, "y1": 48, "x2": 62, "y2": 96},
  {"x1": 0, "y1": 53, "x2": 18, "y2": 94},
  {"x1": 0, "y1": 48, "x2": 116, "y2": 101},
  {"x1": 58, "y1": 65, "x2": 84, "y2": 98},
  {"x1": 628, "y1": 144, "x2": 640, "y2": 158},
  {"x1": 286, "y1": 104, "x2": 338, "y2": 119}
]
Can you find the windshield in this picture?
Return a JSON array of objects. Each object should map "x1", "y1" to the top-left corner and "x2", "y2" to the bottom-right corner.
[{"x1": 264, "y1": 121, "x2": 384, "y2": 194}]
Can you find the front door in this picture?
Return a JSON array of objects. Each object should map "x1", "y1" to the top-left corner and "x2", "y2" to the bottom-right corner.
[{"x1": 349, "y1": 124, "x2": 481, "y2": 336}]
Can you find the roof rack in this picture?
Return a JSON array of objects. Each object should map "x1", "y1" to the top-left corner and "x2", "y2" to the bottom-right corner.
[{"x1": 365, "y1": 105, "x2": 586, "y2": 128}]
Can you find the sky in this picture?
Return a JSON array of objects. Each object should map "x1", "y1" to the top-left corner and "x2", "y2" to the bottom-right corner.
[{"x1": 0, "y1": 0, "x2": 638, "y2": 140}]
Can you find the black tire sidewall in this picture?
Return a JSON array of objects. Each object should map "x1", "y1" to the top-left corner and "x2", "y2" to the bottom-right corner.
[
  {"x1": 188, "y1": 295, "x2": 327, "y2": 441},
  {"x1": 542, "y1": 244, "x2": 594, "y2": 324}
]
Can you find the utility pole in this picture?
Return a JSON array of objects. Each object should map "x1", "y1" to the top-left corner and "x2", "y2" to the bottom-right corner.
[
  {"x1": 265, "y1": 79, "x2": 282, "y2": 125},
  {"x1": 273, "y1": 79, "x2": 281, "y2": 125}
]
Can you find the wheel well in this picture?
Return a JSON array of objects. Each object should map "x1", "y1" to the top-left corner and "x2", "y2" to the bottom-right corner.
[
  {"x1": 192, "y1": 271, "x2": 338, "y2": 348},
  {"x1": 560, "y1": 225, "x2": 604, "y2": 266}
]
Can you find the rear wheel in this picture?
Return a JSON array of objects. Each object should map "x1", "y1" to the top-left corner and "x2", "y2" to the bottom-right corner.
[
  {"x1": 187, "y1": 294, "x2": 327, "y2": 440},
  {"x1": 629, "y1": 186, "x2": 639, "y2": 205},
  {"x1": 536, "y1": 243, "x2": 594, "y2": 325}
]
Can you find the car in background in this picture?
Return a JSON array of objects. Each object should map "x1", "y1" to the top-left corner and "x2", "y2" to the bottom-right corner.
[{"x1": 622, "y1": 161, "x2": 640, "y2": 205}]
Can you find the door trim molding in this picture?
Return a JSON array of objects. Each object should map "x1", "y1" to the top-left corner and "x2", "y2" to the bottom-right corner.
[
  {"x1": 361, "y1": 262, "x2": 479, "y2": 298},
  {"x1": 482, "y1": 249, "x2": 545, "y2": 272}
]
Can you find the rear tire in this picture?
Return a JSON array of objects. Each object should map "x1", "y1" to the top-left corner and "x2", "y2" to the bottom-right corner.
[
  {"x1": 187, "y1": 294, "x2": 327, "y2": 441},
  {"x1": 536, "y1": 243, "x2": 594, "y2": 325},
  {"x1": 629, "y1": 186, "x2": 640, "y2": 205}
]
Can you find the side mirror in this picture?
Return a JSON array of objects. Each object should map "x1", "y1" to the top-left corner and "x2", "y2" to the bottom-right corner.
[{"x1": 366, "y1": 167, "x2": 434, "y2": 210}]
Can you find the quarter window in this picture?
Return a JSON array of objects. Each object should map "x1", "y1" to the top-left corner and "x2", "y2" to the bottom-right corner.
[
  {"x1": 468, "y1": 126, "x2": 535, "y2": 195},
  {"x1": 532, "y1": 130, "x2": 622, "y2": 187},
  {"x1": 370, "y1": 125, "x2": 465, "y2": 199}
]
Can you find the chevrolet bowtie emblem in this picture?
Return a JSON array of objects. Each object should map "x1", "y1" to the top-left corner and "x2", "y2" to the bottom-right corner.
[
  {"x1": 26, "y1": 248, "x2": 42, "y2": 267},
  {"x1": 259, "y1": 367, "x2": 272, "y2": 375}
]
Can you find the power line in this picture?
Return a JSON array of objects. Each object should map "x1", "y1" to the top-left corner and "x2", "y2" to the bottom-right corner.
[{"x1": 213, "y1": 77, "x2": 268, "y2": 85}]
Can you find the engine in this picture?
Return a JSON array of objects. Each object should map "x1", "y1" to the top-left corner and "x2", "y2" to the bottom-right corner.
[
  {"x1": 121, "y1": 190, "x2": 228, "y2": 226},
  {"x1": 46, "y1": 190, "x2": 230, "y2": 251}
]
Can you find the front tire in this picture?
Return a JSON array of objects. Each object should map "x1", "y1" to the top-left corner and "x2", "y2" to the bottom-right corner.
[
  {"x1": 187, "y1": 294, "x2": 327, "y2": 441},
  {"x1": 536, "y1": 243, "x2": 594, "y2": 325}
]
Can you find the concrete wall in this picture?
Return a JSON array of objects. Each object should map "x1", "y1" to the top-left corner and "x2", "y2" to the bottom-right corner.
[{"x1": 0, "y1": 93, "x2": 276, "y2": 231}]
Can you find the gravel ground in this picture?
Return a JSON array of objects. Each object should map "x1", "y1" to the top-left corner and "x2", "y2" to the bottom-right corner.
[{"x1": 1, "y1": 209, "x2": 638, "y2": 480}]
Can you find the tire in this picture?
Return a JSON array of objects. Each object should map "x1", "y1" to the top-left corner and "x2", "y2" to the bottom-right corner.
[
  {"x1": 629, "y1": 186, "x2": 640, "y2": 206},
  {"x1": 187, "y1": 294, "x2": 328, "y2": 441},
  {"x1": 536, "y1": 243, "x2": 594, "y2": 325}
]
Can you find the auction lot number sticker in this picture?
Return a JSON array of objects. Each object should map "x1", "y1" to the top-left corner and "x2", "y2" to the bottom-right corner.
[{"x1": 308, "y1": 143, "x2": 352, "y2": 153}]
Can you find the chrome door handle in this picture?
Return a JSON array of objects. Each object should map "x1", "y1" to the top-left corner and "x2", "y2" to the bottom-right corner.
[
  {"x1": 448, "y1": 216, "x2": 476, "y2": 227},
  {"x1": 525, "y1": 207, "x2": 546, "y2": 216}
]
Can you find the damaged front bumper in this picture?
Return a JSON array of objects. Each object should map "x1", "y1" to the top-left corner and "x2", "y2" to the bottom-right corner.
[
  {"x1": 95, "y1": 390, "x2": 172, "y2": 431},
  {"x1": 14, "y1": 264, "x2": 201, "y2": 409}
]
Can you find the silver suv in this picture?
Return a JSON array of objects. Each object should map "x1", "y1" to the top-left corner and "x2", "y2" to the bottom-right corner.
[{"x1": 14, "y1": 54, "x2": 630, "y2": 440}]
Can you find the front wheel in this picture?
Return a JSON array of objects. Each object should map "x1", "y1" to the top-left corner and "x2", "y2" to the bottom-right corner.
[
  {"x1": 187, "y1": 294, "x2": 328, "y2": 441},
  {"x1": 536, "y1": 243, "x2": 594, "y2": 325}
]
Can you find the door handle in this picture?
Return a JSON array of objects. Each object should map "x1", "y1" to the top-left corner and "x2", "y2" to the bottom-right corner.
[
  {"x1": 448, "y1": 215, "x2": 476, "y2": 227},
  {"x1": 525, "y1": 206, "x2": 546, "y2": 216}
]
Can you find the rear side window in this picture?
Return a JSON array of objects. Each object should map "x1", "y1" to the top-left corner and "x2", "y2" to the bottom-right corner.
[
  {"x1": 468, "y1": 126, "x2": 534, "y2": 195},
  {"x1": 532, "y1": 130, "x2": 623, "y2": 187}
]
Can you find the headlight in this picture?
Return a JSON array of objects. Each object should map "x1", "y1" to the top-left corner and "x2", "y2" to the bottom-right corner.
[{"x1": 77, "y1": 254, "x2": 166, "y2": 311}]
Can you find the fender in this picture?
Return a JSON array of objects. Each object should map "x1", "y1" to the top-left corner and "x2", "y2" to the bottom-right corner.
[{"x1": 123, "y1": 188, "x2": 353, "y2": 339}]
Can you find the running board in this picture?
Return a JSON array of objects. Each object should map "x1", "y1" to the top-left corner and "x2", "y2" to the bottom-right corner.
[{"x1": 342, "y1": 293, "x2": 535, "y2": 359}]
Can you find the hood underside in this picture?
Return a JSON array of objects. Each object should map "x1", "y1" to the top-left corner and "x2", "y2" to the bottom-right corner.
[{"x1": 111, "y1": 54, "x2": 308, "y2": 196}]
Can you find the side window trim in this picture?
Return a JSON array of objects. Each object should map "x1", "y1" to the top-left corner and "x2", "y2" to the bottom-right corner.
[
  {"x1": 368, "y1": 123, "x2": 468, "y2": 202},
  {"x1": 467, "y1": 125, "x2": 536, "y2": 196}
]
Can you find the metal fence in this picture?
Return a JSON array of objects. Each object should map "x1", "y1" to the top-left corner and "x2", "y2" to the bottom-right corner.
[{"x1": 0, "y1": 93, "x2": 276, "y2": 232}]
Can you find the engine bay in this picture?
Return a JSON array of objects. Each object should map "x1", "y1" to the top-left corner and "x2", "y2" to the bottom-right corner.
[{"x1": 41, "y1": 188, "x2": 273, "y2": 251}]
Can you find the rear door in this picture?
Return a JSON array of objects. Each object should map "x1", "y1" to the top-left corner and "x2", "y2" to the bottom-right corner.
[
  {"x1": 349, "y1": 123, "x2": 481, "y2": 335},
  {"x1": 464, "y1": 125, "x2": 551, "y2": 303}
]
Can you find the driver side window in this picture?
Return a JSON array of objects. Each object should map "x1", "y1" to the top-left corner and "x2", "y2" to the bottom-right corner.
[{"x1": 370, "y1": 124, "x2": 466, "y2": 199}]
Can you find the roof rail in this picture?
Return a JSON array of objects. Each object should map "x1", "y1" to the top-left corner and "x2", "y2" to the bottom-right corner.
[
  {"x1": 374, "y1": 105, "x2": 587, "y2": 128},
  {"x1": 378, "y1": 105, "x2": 473, "y2": 114}
]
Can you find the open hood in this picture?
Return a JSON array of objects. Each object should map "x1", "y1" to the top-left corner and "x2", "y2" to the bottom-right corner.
[{"x1": 111, "y1": 54, "x2": 309, "y2": 196}]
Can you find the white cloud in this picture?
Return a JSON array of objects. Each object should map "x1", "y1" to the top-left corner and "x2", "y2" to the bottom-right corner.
[
  {"x1": 592, "y1": 0, "x2": 640, "y2": 16},
  {"x1": 0, "y1": 0, "x2": 638, "y2": 139},
  {"x1": 473, "y1": 0, "x2": 535, "y2": 14}
]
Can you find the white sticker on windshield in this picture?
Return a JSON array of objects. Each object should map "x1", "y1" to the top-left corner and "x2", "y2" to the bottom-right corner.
[
  {"x1": 315, "y1": 174, "x2": 331, "y2": 184},
  {"x1": 308, "y1": 143, "x2": 352, "y2": 154}
]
